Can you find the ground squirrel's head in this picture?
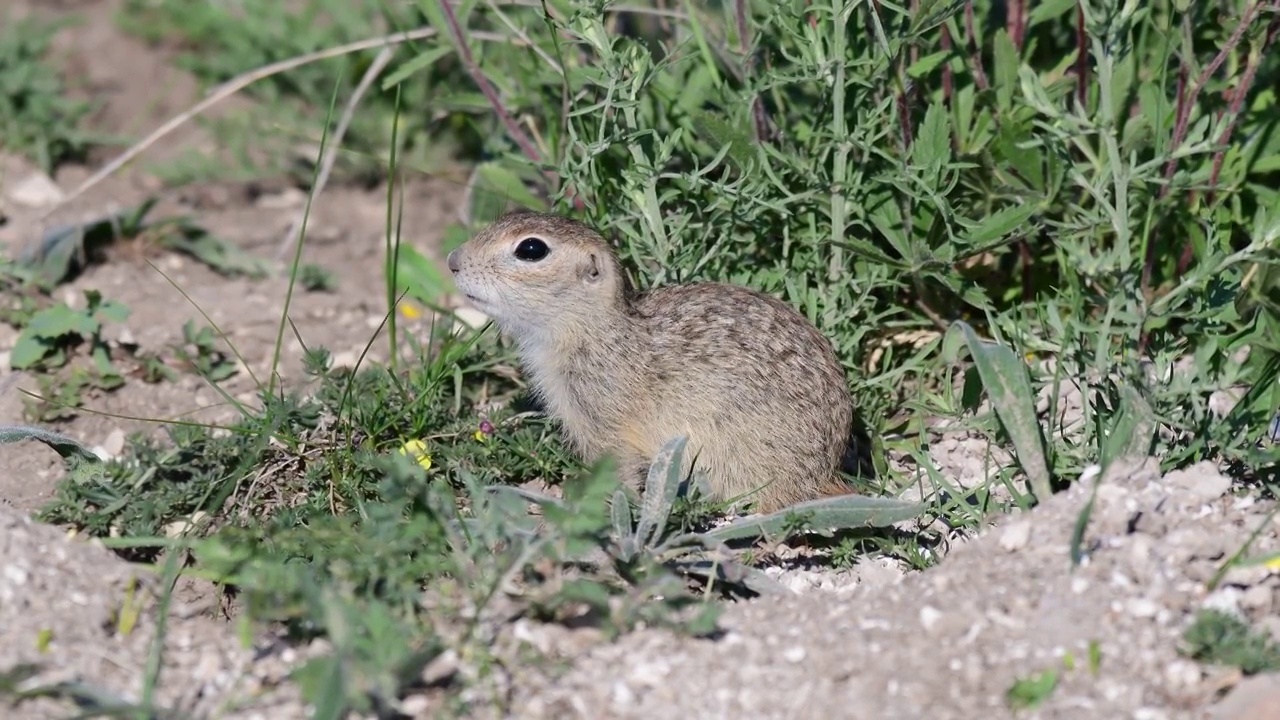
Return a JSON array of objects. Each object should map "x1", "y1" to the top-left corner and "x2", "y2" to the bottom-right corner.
[{"x1": 446, "y1": 210, "x2": 632, "y2": 341}]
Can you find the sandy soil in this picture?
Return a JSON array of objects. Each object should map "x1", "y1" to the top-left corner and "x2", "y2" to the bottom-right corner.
[{"x1": 2, "y1": 1, "x2": 1279, "y2": 718}]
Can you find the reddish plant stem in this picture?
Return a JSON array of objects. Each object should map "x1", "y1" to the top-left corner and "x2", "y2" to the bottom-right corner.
[
  {"x1": 1019, "y1": 239, "x2": 1033, "y2": 302},
  {"x1": 1159, "y1": 1, "x2": 1266, "y2": 199},
  {"x1": 1074, "y1": 3, "x2": 1089, "y2": 107},
  {"x1": 1158, "y1": 63, "x2": 1190, "y2": 200},
  {"x1": 896, "y1": 90, "x2": 915, "y2": 151},
  {"x1": 941, "y1": 23, "x2": 954, "y2": 107},
  {"x1": 963, "y1": 1, "x2": 990, "y2": 91},
  {"x1": 1008, "y1": 0, "x2": 1026, "y2": 50},
  {"x1": 1149, "y1": 0, "x2": 1271, "y2": 292},
  {"x1": 1205, "y1": 12, "x2": 1280, "y2": 207},
  {"x1": 1177, "y1": 11, "x2": 1280, "y2": 276},
  {"x1": 867, "y1": 0, "x2": 915, "y2": 153},
  {"x1": 735, "y1": 0, "x2": 775, "y2": 142},
  {"x1": 436, "y1": 0, "x2": 575, "y2": 207},
  {"x1": 1137, "y1": 60, "x2": 1187, "y2": 300},
  {"x1": 1017, "y1": 0, "x2": 1033, "y2": 310}
]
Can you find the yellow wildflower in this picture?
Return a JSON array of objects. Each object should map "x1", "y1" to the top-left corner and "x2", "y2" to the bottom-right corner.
[
  {"x1": 398, "y1": 439, "x2": 432, "y2": 469},
  {"x1": 400, "y1": 301, "x2": 423, "y2": 320}
]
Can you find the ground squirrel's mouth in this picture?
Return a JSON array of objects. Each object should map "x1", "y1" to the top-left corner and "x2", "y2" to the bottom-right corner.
[{"x1": 459, "y1": 293, "x2": 494, "y2": 315}]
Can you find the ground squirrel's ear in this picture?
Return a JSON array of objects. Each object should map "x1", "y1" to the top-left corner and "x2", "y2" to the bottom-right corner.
[{"x1": 582, "y1": 252, "x2": 604, "y2": 285}]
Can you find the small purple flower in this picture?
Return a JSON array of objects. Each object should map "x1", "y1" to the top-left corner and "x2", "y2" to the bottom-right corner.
[{"x1": 479, "y1": 419, "x2": 495, "y2": 436}]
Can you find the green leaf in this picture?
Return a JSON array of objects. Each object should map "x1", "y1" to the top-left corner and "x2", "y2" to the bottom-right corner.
[
  {"x1": 673, "y1": 556, "x2": 790, "y2": 596},
  {"x1": 393, "y1": 243, "x2": 451, "y2": 306},
  {"x1": 379, "y1": 45, "x2": 452, "y2": 90},
  {"x1": 1101, "y1": 383, "x2": 1156, "y2": 469},
  {"x1": 961, "y1": 203, "x2": 1037, "y2": 248},
  {"x1": 163, "y1": 227, "x2": 270, "y2": 278},
  {"x1": 1069, "y1": 480, "x2": 1099, "y2": 567},
  {"x1": 1253, "y1": 155, "x2": 1280, "y2": 173},
  {"x1": 467, "y1": 162, "x2": 546, "y2": 224},
  {"x1": 610, "y1": 486, "x2": 635, "y2": 553},
  {"x1": 688, "y1": 108, "x2": 755, "y2": 174},
  {"x1": 906, "y1": 50, "x2": 949, "y2": 79},
  {"x1": 1028, "y1": 0, "x2": 1075, "y2": 26},
  {"x1": 441, "y1": 224, "x2": 471, "y2": 255},
  {"x1": 636, "y1": 435, "x2": 688, "y2": 549},
  {"x1": 698, "y1": 494, "x2": 929, "y2": 544},
  {"x1": 992, "y1": 30, "x2": 1019, "y2": 113},
  {"x1": 953, "y1": 321, "x2": 1053, "y2": 502},
  {"x1": 293, "y1": 655, "x2": 350, "y2": 720},
  {"x1": 831, "y1": 236, "x2": 911, "y2": 269},
  {"x1": 868, "y1": 199, "x2": 914, "y2": 264},
  {"x1": 1007, "y1": 669, "x2": 1059, "y2": 709},
  {"x1": 9, "y1": 335, "x2": 52, "y2": 370},
  {"x1": 994, "y1": 113, "x2": 1045, "y2": 191},
  {"x1": 95, "y1": 300, "x2": 131, "y2": 324},
  {"x1": 912, "y1": 102, "x2": 951, "y2": 173},
  {"x1": 91, "y1": 345, "x2": 124, "y2": 390},
  {"x1": 19, "y1": 202, "x2": 160, "y2": 287},
  {"x1": 25, "y1": 304, "x2": 97, "y2": 339},
  {"x1": 0, "y1": 424, "x2": 101, "y2": 464}
]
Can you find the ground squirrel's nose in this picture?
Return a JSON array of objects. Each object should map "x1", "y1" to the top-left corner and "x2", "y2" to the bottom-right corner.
[{"x1": 446, "y1": 248, "x2": 460, "y2": 273}]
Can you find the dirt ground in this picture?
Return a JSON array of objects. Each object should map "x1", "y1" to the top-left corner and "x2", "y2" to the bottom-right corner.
[{"x1": 3, "y1": 2, "x2": 1280, "y2": 718}]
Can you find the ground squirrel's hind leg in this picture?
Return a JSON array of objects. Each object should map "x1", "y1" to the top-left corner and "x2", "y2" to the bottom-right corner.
[
  {"x1": 818, "y1": 474, "x2": 857, "y2": 499},
  {"x1": 615, "y1": 451, "x2": 652, "y2": 493}
]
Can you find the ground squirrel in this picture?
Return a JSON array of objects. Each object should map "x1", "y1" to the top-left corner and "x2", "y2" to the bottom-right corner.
[{"x1": 446, "y1": 210, "x2": 859, "y2": 513}]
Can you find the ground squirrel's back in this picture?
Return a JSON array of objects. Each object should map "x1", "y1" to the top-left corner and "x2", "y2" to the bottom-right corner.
[
  {"x1": 632, "y1": 282, "x2": 854, "y2": 509},
  {"x1": 447, "y1": 210, "x2": 857, "y2": 513}
]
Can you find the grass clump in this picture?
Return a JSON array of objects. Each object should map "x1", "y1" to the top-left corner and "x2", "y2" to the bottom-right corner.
[
  {"x1": 26, "y1": 327, "x2": 742, "y2": 713},
  {"x1": 413, "y1": 0, "x2": 1280, "y2": 502},
  {"x1": 0, "y1": 15, "x2": 94, "y2": 172},
  {"x1": 1183, "y1": 609, "x2": 1280, "y2": 675}
]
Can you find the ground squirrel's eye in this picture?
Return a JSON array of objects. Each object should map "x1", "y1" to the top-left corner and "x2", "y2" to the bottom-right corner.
[{"x1": 513, "y1": 237, "x2": 550, "y2": 261}]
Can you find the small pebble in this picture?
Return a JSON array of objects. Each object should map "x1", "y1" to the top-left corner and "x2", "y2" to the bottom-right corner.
[
  {"x1": 919, "y1": 605, "x2": 942, "y2": 632},
  {"x1": 7, "y1": 173, "x2": 64, "y2": 207},
  {"x1": 1240, "y1": 585, "x2": 1273, "y2": 613},
  {"x1": 1127, "y1": 598, "x2": 1160, "y2": 619},
  {"x1": 999, "y1": 521, "x2": 1031, "y2": 552}
]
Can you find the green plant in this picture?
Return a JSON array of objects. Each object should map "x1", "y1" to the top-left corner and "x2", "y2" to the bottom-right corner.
[
  {"x1": 10, "y1": 290, "x2": 127, "y2": 372},
  {"x1": 113, "y1": 0, "x2": 478, "y2": 184},
  {"x1": 299, "y1": 263, "x2": 337, "y2": 292},
  {"x1": 9, "y1": 290, "x2": 129, "y2": 421},
  {"x1": 1006, "y1": 668, "x2": 1059, "y2": 710},
  {"x1": 0, "y1": 15, "x2": 94, "y2": 171},
  {"x1": 174, "y1": 321, "x2": 239, "y2": 382},
  {"x1": 400, "y1": 0, "x2": 1280, "y2": 506},
  {"x1": 1182, "y1": 609, "x2": 1280, "y2": 674},
  {"x1": 135, "y1": 320, "x2": 241, "y2": 385},
  {"x1": 17, "y1": 198, "x2": 269, "y2": 289},
  {"x1": 508, "y1": 435, "x2": 930, "y2": 596}
]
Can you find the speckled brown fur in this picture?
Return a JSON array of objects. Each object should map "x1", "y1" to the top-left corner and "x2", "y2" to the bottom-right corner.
[{"x1": 446, "y1": 210, "x2": 857, "y2": 513}]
